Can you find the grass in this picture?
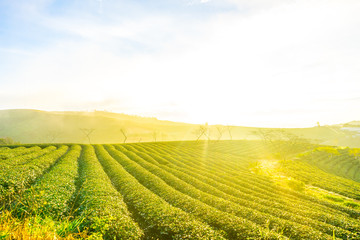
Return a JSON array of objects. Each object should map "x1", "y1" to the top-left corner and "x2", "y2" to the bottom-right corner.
[{"x1": 0, "y1": 209, "x2": 88, "y2": 239}]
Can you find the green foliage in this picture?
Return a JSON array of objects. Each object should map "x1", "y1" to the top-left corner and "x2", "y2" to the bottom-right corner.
[
  {"x1": 278, "y1": 159, "x2": 360, "y2": 219},
  {"x1": 77, "y1": 145, "x2": 143, "y2": 240},
  {"x1": 130, "y1": 142, "x2": 359, "y2": 239},
  {"x1": 343, "y1": 201, "x2": 360, "y2": 209},
  {"x1": 0, "y1": 146, "x2": 39, "y2": 162},
  {"x1": 0, "y1": 137, "x2": 19, "y2": 145},
  {"x1": 315, "y1": 147, "x2": 340, "y2": 155},
  {"x1": 115, "y1": 145, "x2": 332, "y2": 239},
  {"x1": 56, "y1": 217, "x2": 85, "y2": 237},
  {"x1": 107, "y1": 145, "x2": 285, "y2": 239},
  {"x1": 0, "y1": 146, "x2": 68, "y2": 203},
  {"x1": 96, "y1": 144, "x2": 225, "y2": 240},
  {"x1": 19, "y1": 145, "x2": 81, "y2": 218},
  {"x1": 299, "y1": 146, "x2": 360, "y2": 183},
  {"x1": 0, "y1": 209, "x2": 87, "y2": 239},
  {"x1": 0, "y1": 146, "x2": 53, "y2": 166},
  {"x1": 348, "y1": 148, "x2": 360, "y2": 157},
  {"x1": 286, "y1": 179, "x2": 305, "y2": 192},
  {"x1": 324, "y1": 195, "x2": 344, "y2": 203},
  {"x1": 1, "y1": 141, "x2": 360, "y2": 239}
]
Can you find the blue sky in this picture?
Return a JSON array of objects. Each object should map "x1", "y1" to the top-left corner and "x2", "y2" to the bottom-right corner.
[{"x1": 1, "y1": 0, "x2": 360, "y2": 127}]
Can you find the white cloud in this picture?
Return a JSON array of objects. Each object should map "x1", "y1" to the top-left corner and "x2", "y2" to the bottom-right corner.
[
  {"x1": 0, "y1": 48, "x2": 34, "y2": 56},
  {"x1": 1, "y1": 0, "x2": 360, "y2": 127}
]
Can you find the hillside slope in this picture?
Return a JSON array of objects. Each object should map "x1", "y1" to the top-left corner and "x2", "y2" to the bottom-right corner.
[{"x1": 0, "y1": 109, "x2": 356, "y2": 146}]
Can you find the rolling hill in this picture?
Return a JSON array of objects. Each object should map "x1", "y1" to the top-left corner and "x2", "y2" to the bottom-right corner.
[{"x1": 0, "y1": 109, "x2": 358, "y2": 147}]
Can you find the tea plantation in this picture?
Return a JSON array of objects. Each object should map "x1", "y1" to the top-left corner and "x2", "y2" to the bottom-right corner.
[{"x1": 0, "y1": 141, "x2": 359, "y2": 239}]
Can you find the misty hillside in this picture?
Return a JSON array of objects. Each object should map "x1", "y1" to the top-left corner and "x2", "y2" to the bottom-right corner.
[{"x1": 0, "y1": 109, "x2": 358, "y2": 146}]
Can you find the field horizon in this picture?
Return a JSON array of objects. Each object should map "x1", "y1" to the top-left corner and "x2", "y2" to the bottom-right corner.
[{"x1": 1, "y1": 109, "x2": 360, "y2": 148}]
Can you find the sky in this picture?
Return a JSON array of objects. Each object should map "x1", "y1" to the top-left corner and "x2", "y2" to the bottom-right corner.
[{"x1": 0, "y1": 0, "x2": 360, "y2": 127}]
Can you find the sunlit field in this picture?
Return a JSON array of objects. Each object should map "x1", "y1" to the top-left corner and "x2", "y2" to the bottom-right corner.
[
  {"x1": 2, "y1": 0, "x2": 360, "y2": 239},
  {"x1": 1, "y1": 140, "x2": 359, "y2": 239}
]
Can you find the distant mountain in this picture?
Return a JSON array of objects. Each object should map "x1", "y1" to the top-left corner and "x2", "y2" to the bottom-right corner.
[
  {"x1": 0, "y1": 109, "x2": 359, "y2": 146},
  {"x1": 343, "y1": 121, "x2": 360, "y2": 127},
  {"x1": 0, "y1": 109, "x2": 196, "y2": 144}
]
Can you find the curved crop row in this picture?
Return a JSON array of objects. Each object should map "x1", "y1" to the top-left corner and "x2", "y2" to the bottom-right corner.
[
  {"x1": 124, "y1": 144, "x2": 360, "y2": 238},
  {"x1": 116, "y1": 145, "x2": 343, "y2": 239},
  {"x1": 139, "y1": 143, "x2": 347, "y2": 218},
  {"x1": 154, "y1": 143, "x2": 360, "y2": 218},
  {"x1": 94, "y1": 145, "x2": 226, "y2": 240},
  {"x1": 0, "y1": 145, "x2": 68, "y2": 202},
  {"x1": 167, "y1": 143, "x2": 360, "y2": 217},
  {"x1": 105, "y1": 145, "x2": 285, "y2": 240},
  {"x1": 301, "y1": 148, "x2": 360, "y2": 184},
  {"x1": 77, "y1": 145, "x2": 143, "y2": 240},
  {"x1": 19, "y1": 145, "x2": 82, "y2": 219},
  {"x1": 1, "y1": 141, "x2": 359, "y2": 239},
  {"x1": 279, "y1": 160, "x2": 360, "y2": 204},
  {"x1": 135, "y1": 143, "x2": 360, "y2": 228},
  {"x1": 0, "y1": 146, "x2": 56, "y2": 167},
  {"x1": 0, "y1": 146, "x2": 41, "y2": 162}
]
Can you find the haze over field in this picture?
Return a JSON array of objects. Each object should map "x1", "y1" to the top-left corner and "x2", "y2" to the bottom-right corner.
[
  {"x1": 3, "y1": 2, "x2": 360, "y2": 238},
  {"x1": 1, "y1": 109, "x2": 360, "y2": 148},
  {"x1": 1, "y1": 0, "x2": 360, "y2": 127}
]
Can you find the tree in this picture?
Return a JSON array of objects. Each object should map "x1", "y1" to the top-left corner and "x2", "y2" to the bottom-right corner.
[
  {"x1": 216, "y1": 126, "x2": 226, "y2": 141},
  {"x1": 252, "y1": 129, "x2": 276, "y2": 144},
  {"x1": 226, "y1": 125, "x2": 234, "y2": 140},
  {"x1": 120, "y1": 128, "x2": 127, "y2": 143},
  {"x1": 152, "y1": 131, "x2": 158, "y2": 142},
  {"x1": 194, "y1": 123, "x2": 210, "y2": 141},
  {"x1": 44, "y1": 130, "x2": 62, "y2": 143},
  {"x1": 252, "y1": 129, "x2": 311, "y2": 160},
  {"x1": 80, "y1": 128, "x2": 95, "y2": 144}
]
